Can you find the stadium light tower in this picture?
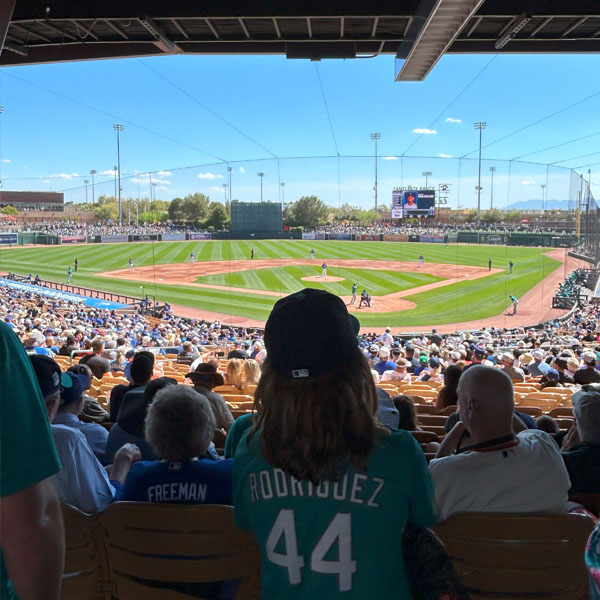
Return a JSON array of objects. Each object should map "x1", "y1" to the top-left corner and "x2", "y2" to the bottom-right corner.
[
  {"x1": 113, "y1": 123, "x2": 124, "y2": 225},
  {"x1": 422, "y1": 171, "x2": 432, "y2": 189},
  {"x1": 258, "y1": 172, "x2": 265, "y2": 202},
  {"x1": 223, "y1": 183, "x2": 228, "y2": 201},
  {"x1": 227, "y1": 166, "x2": 232, "y2": 202},
  {"x1": 489, "y1": 166, "x2": 496, "y2": 209},
  {"x1": 474, "y1": 122, "x2": 486, "y2": 218},
  {"x1": 281, "y1": 182, "x2": 285, "y2": 204},
  {"x1": 90, "y1": 169, "x2": 97, "y2": 206},
  {"x1": 370, "y1": 133, "x2": 381, "y2": 212},
  {"x1": 84, "y1": 180, "x2": 89, "y2": 204}
]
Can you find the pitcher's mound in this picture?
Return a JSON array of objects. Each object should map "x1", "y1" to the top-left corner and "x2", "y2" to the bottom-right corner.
[{"x1": 302, "y1": 275, "x2": 344, "y2": 282}]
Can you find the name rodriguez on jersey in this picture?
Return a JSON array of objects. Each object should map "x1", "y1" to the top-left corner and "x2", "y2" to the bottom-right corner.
[{"x1": 248, "y1": 469, "x2": 385, "y2": 507}]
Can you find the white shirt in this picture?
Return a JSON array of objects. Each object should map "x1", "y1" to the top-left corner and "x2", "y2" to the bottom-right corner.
[
  {"x1": 53, "y1": 412, "x2": 108, "y2": 462},
  {"x1": 429, "y1": 429, "x2": 570, "y2": 523},
  {"x1": 379, "y1": 332, "x2": 393, "y2": 347},
  {"x1": 381, "y1": 369, "x2": 411, "y2": 384},
  {"x1": 51, "y1": 424, "x2": 115, "y2": 514}
]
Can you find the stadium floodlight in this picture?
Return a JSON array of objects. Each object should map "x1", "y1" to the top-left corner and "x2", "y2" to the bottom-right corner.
[
  {"x1": 90, "y1": 170, "x2": 97, "y2": 206},
  {"x1": 540, "y1": 183, "x2": 547, "y2": 212},
  {"x1": 281, "y1": 182, "x2": 285, "y2": 204},
  {"x1": 370, "y1": 133, "x2": 381, "y2": 212},
  {"x1": 422, "y1": 171, "x2": 432, "y2": 189},
  {"x1": 258, "y1": 172, "x2": 265, "y2": 202},
  {"x1": 474, "y1": 122, "x2": 486, "y2": 219},
  {"x1": 84, "y1": 180, "x2": 89, "y2": 204},
  {"x1": 489, "y1": 166, "x2": 496, "y2": 209},
  {"x1": 495, "y1": 14, "x2": 531, "y2": 50},
  {"x1": 113, "y1": 124, "x2": 124, "y2": 225},
  {"x1": 227, "y1": 166, "x2": 232, "y2": 202}
]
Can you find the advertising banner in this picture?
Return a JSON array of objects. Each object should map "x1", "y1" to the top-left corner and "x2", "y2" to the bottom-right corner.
[
  {"x1": 328, "y1": 233, "x2": 352, "y2": 240},
  {"x1": 383, "y1": 234, "x2": 408, "y2": 242},
  {"x1": 0, "y1": 233, "x2": 18, "y2": 245},
  {"x1": 187, "y1": 232, "x2": 211, "y2": 240},
  {"x1": 315, "y1": 233, "x2": 326, "y2": 240},
  {"x1": 408, "y1": 235, "x2": 421, "y2": 243},
  {"x1": 479, "y1": 234, "x2": 508, "y2": 245},
  {"x1": 101, "y1": 234, "x2": 128, "y2": 243},
  {"x1": 129, "y1": 234, "x2": 160, "y2": 242},
  {"x1": 61, "y1": 236, "x2": 87, "y2": 244},
  {"x1": 355, "y1": 234, "x2": 380, "y2": 241},
  {"x1": 302, "y1": 232, "x2": 316, "y2": 240},
  {"x1": 161, "y1": 233, "x2": 186, "y2": 241},
  {"x1": 420, "y1": 235, "x2": 445, "y2": 244},
  {"x1": 86, "y1": 236, "x2": 101, "y2": 244}
]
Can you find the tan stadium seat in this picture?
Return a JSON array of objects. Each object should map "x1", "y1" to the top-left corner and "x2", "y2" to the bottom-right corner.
[
  {"x1": 418, "y1": 425, "x2": 446, "y2": 438},
  {"x1": 410, "y1": 430, "x2": 439, "y2": 444},
  {"x1": 61, "y1": 504, "x2": 109, "y2": 600},
  {"x1": 223, "y1": 394, "x2": 254, "y2": 405},
  {"x1": 417, "y1": 414, "x2": 447, "y2": 427},
  {"x1": 414, "y1": 403, "x2": 438, "y2": 415},
  {"x1": 434, "y1": 512, "x2": 594, "y2": 599},
  {"x1": 554, "y1": 417, "x2": 574, "y2": 430},
  {"x1": 231, "y1": 409, "x2": 252, "y2": 420},
  {"x1": 438, "y1": 405, "x2": 458, "y2": 416},
  {"x1": 515, "y1": 406, "x2": 543, "y2": 418},
  {"x1": 548, "y1": 407, "x2": 574, "y2": 418},
  {"x1": 100, "y1": 503, "x2": 261, "y2": 600},
  {"x1": 214, "y1": 384, "x2": 247, "y2": 395}
]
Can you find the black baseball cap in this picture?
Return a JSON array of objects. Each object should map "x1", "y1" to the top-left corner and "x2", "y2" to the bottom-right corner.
[
  {"x1": 29, "y1": 355, "x2": 72, "y2": 398},
  {"x1": 265, "y1": 288, "x2": 361, "y2": 379}
]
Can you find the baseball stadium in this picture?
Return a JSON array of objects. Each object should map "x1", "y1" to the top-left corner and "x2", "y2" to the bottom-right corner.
[{"x1": 2, "y1": 2, "x2": 600, "y2": 600}]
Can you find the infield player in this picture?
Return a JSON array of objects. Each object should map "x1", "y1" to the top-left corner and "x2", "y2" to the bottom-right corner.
[
  {"x1": 321, "y1": 262, "x2": 328, "y2": 277},
  {"x1": 350, "y1": 282, "x2": 357, "y2": 304},
  {"x1": 418, "y1": 254, "x2": 424, "y2": 268},
  {"x1": 67, "y1": 265, "x2": 73, "y2": 283},
  {"x1": 250, "y1": 248, "x2": 255, "y2": 259},
  {"x1": 310, "y1": 248, "x2": 315, "y2": 260},
  {"x1": 510, "y1": 295, "x2": 518, "y2": 315},
  {"x1": 190, "y1": 251, "x2": 195, "y2": 264},
  {"x1": 128, "y1": 258, "x2": 134, "y2": 272},
  {"x1": 509, "y1": 260, "x2": 514, "y2": 274},
  {"x1": 74, "y1": 258, "x2": 79, "y2": 272}
]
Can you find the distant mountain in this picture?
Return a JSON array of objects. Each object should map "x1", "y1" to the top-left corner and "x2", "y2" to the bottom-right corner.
[{"x1": 506, "y1": 199, "x2": 572, "y2": 210}]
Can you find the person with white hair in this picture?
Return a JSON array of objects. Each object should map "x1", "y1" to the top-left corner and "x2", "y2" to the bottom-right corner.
[
  {"x1": 121, "y1": 385, "x2": 233, "y2": 503},
  {"x1": 499, "y1": 352, "x2": 525, "y2": 382},
  {"x1": 574, "y1": 352, "x2": 600, "y2": 385},
  {"x1": 527, "y1": 349, "x2": 550, "y2": 377},
  {"x1": 561, "y1": 388, "x2": 600, "y2": 494},
  {"x1": 251, "y1": 341, "x2": 267, "y2": 364}
]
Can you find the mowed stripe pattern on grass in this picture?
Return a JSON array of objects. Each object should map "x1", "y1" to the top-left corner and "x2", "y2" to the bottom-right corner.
[{"x1": 0, "y1": 240, "x2": 561, "y2": 327}]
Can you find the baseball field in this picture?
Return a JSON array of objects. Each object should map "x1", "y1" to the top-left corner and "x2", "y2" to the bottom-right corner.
[{"x1": 0, "y1": 239, "x2": 577, "y2": 331}]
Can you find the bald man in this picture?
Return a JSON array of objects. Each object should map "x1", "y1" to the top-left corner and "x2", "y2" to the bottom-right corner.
[{"x1": 429, "y1": 365, "x2": 570, "y2": 522}]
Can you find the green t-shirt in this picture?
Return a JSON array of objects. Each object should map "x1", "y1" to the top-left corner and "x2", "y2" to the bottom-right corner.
[
  {"x1": 224, "y1": 413, "x2": 254, "y2": 459},
  {"x1": 0, "y1": 321, "x2": 62, "y2": 600},
  {"x1": 233, "y1": 428, "x2": 436, "y2": 599}
]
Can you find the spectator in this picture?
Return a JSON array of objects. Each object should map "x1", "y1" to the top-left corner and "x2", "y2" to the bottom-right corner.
[
  {"x1": 418, "y1": 357, "x2": 443, "y2": 382},
  {"x1": 227, "y1": 340, "x2": 249, "y2": 359},
  {"x1": 121, "y1": 385, "x2": 232, "y2": 503},
  {"x1": 186, "y1": 363, "x2": 234, "y2": 432},
  {"x1": 393, "y1": 395, "x2": 440, "y2": 454},
  {"x1": 58, "y1": 333, "x2": 78, "y2": 357},
  {"x1": 413, "y1": 354, "x2": 429, "y2": 377},
  {"x1": 527, "y1": 349, "x2": 550, "y2": 377},
  {"x1": 0, "y1": 321, "x2": 64, "y2": 600},
  {"x1": 176, "y1": 340, "x2": 198, "y2": 365},
  {"x1": 233, "y1": 289, "x2": 435, "y2": 599},
  {"x1": 429, "y1": 365, "x2": 570, "y2": 522},
  {"x1": 380, "y1": 357, "x2": 411, "y2": 384},
  {"x1": 53, "y1": 370, "x2": 108, "y2": 462},
  {"x1": 561, "y1": 388, "x2": 600, "y2": 494},
  {"x1": 109, "y1": 351, "x2": 154, "y2": 422},
  {"x1": 79, "y1": 337, "x2": 111, "y2": 379},
  {"x1": 574, "y1": 352, "x2": 600, "y2": 385},
  {"x1": 551, "y1": 357, "x2": 574, "y2": 385},
  {"x1": 68, "y1": 363, "x2": 110, "y2": 423},
  {"x1": 500, "y1": 352, "x2": 526, "y2": 382},
  {"x1": 29, "y1": 354, "x2": 140, "y2": 513},
  {"x1": 242, "y1": 358, "x2": 261, "y2": 386},
  {"x1": 435, "y1": 364, "x2": 461, "y2": 412},
  {"x1": 374, "y1": 346, "x2": 397, "y2": 376},
  {"x1": 225, "y1": 358, "x2": 245, "y2": 391},
  {"x1": 539, "y1": 368, "x2": 563, "y2": 390}
]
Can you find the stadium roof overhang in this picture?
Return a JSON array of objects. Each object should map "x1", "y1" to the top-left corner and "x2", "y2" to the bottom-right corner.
[{"x1": 1, "y1": 1, "x2": 599, "y2": 81}]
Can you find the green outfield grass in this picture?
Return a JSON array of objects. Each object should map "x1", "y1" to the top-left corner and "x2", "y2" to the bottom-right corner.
[
  {"x1": 0, "y1": 240, "x2": 562, "y2": 327},
  {"x1": 196, "y1": 265, "x2": 443, "y2": 296}
]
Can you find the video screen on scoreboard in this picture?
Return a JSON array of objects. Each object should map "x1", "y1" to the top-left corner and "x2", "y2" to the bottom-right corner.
[{"x1": 391, "y1": 190, "x2": 435, "y2": 218}]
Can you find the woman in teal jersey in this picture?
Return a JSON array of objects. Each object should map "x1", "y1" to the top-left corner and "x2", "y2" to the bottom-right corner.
[{"x1": 233, "y1": 288, "x2": 436, "y2": 599}]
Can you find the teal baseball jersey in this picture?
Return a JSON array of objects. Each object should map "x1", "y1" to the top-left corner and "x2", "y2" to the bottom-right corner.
[{"x1": 233, "y1": 429, "x2": 436, "y2": 599}]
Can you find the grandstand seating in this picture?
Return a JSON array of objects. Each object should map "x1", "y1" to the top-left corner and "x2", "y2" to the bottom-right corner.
[{"x1": 434, "y1": 512, "x2": 595, "y2": 600}]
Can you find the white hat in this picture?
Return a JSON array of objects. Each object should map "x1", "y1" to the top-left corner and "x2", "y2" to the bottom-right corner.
[
  {"x1": 532, "y1": 350, "x2": 544, "y2": 360},
  {"x1": 385, "y1": 327, "x2": 391, "y2": 332},
  {"x1": 369, "y1": 344, "x2": 379, "y2": 353},
  {"x1": 379, "y1": 347, "x2": 390, "y2": 358}
]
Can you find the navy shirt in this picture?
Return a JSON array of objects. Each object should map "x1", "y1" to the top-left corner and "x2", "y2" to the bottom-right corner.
[{"x1": 122, "y1": 458, "x2": 234, "y2": 504}]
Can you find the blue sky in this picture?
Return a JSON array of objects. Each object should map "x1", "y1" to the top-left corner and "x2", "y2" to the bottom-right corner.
[{"x1": 0, "y1": 51, "x2": 599, "y2": 209}]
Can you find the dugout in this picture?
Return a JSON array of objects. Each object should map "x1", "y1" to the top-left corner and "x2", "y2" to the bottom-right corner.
[{"x1": 230, "y1": 201, "x2": 282, "y2": 234}]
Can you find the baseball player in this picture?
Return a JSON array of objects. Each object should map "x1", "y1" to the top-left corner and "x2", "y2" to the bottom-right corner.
[
  {"x1": 488, "y1": 258, "x2": 492, "y2": 271},
  {"x1": 350, "y1": 282, "x2": 357, "y2": 304},
  {"x1": 509, "y1": 260, "x2": 514, "y2": 274},
  {"x1": 310, "y1": 248, "x2": 315, "y2": 260},
  {"x1": 250, "y1": 248, "x2": 254, "y2": 259},
  {"x1": 74, "y1": 258, "x2": 79, "y2": 272},
  {"x1": 190, "y1": 252, "x2": 195, "y2": 264},
  {"x1": 509, "y1": 295, "x2": 518, "y2": 315},
  {"x1": 67, "y1": 265, "x2": 73, "y2": 283},
  {"x1": 128, "y1": 258, "x2": 134, "y2": 272},
  {"x1": 418, "y1": 254, "x2": 424, "y2": 268},
  {"x1": 321, "y1": 262, "x2": 328, "y2": 278}
]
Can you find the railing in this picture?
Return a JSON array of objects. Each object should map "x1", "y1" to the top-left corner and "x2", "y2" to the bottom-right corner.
[{"x1": 35, "y1": 278, "x2": 140, "y2": 306}]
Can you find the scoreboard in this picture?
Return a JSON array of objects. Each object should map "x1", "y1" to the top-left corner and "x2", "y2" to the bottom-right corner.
[{"x1": 391, "y1": 189, "x2": 435, "y2": 218}]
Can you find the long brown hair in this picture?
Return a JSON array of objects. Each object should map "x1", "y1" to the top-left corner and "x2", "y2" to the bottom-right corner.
[{"x1": 252, "y1": 355, "x2": 385, "y2": 483}]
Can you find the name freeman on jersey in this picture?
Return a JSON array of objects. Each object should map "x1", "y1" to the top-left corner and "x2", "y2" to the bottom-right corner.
[
  {"x1": 147, "y1": 481, "x2": 208, "y2": 503},
  {"x1": 248, "y1": 469, "x2": 385, "y2": 508}
]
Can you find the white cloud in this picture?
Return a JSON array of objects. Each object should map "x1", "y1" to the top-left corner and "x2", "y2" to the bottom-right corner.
[
  {"x1": 48, "y1": 172, "x2": 79, "y2": 180},
  {"x1": 156, "y1": 170, "x2": 172, "y2": 177},
  {"x1": 438, "y1": 153, "x2": 453, "y2": 158},
  {"x1": 412, "y1": 128, "x2": 437, "y2": 135},
  {"x1": 197, "y1": 172, "x2": 223, "y2": 180},
  {"x1": 382, "y1": 156, "x2": 398, "y2": 160},
  {"x1": 0, "y1": 158, "x2": 11, "y2": 163},
  {"x1": 239, "y1": 166, "x2": 245, "y2": 174},
  {"x1": 133, "y1": 175, "x2": 170, "y2": 186},
  {"x1": 444, "y1": 118, "x2": 462, "y2": 124},
  {"x1": 210, "y1": 186, "x2": 226, "y2": 193},
  {"x1": 101, "y1": 169, "x2": 117, "y2": 176},
  {"x1": 521, "y1": 180, "x2": 537, "y2": 185},
  {"x1": 43, "y1": 179, "x2": 51, "y2": 183},
  {"x1": 155, "y1": 185, "x2": 170, "y2": 192}
]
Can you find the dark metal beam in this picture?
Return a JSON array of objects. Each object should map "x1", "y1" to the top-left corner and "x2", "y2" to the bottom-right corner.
[
  {"x1": 562, "y1": 16, "x2": 588, "y2": 37},
  {"x1": 10, "y1": 22, "x2": 51, "y2": 42},
  {"x1": 205, "y1": 18, "x2": 219, "y2": 39},
  {"x1": 239, "y1": 18, "x2": 250, "y2": 39},
  {"x1": 42, "y1": 20, "x2": 78, "y2": 40},
  {"x1": 530, "y1": 16, "x2": 553, "y2": 36},
  {"x1": 273, "y1": 17, "x2": 282, "y2": 38},
  {"x1": 371, "y1": 16, "x2": 379, "y2": 37},
  {"x1": 104, "y1": 19, "x2": 129, "y2": 40},
  {"x1": 0, "y1": 0, "x2": 17, "y2": 55},
  {"x1": 466, "y1": 15, "x2": 482, "y2": 36},
  {"x1": 71, "y1": 19, "x2": 99, "y2": 41},
  {"x1": 171, "y1": 18, "x2": 189, "y2": 39}
]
